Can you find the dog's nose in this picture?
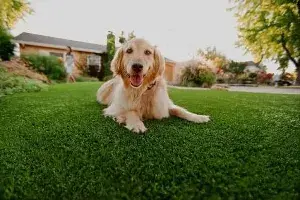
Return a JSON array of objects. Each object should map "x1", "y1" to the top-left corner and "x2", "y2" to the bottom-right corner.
[{"x1": 132, "y1": 63, "x2": 143, "y2": 73}]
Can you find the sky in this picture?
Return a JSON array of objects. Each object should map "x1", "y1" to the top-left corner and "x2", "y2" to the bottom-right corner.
[{"x1": 12, "y1": 0, "x2": 294, "y2": 73}]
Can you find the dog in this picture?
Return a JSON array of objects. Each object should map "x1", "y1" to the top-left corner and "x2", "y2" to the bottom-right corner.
[{"x1": 96, "y1": 38, "x2": 210, "y2": 133}]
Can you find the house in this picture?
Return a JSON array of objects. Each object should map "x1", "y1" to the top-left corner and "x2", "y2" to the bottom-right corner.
[
  {"x1": 13, "y1": 32, "x2": 177, "y2": 81},
  {"x1": 242, "y1": 61, "x2": 264, "y2": 73},
  {"x1": 14, "y1": 32, "x2": 107, "y2": 78},
  {"x1": 164, "y1": 57, "x2": 176, "y2": 83}
]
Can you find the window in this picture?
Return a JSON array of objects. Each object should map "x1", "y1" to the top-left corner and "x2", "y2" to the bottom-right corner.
[
  {"x1": 39, "y1": 50, "x2": 49, "y2": 56},
  {"x1": 87, "y1": 55, "x2": 101, "y2": 66},
  {"x1": 87, "y1": 55, "x2": 102, "y2": 73},
  {"x1": 50, "y1": 52, "x2": 64, "y2": 58}
]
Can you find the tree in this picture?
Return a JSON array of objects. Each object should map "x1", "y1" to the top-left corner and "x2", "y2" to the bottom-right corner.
[
  {"x1": 104, "y1": 31, "x2": 116, "y2": 77},
  {"x1": 225, "y1": 60, "x2": 246, "y2": 78},
  {"x1": 118, "y1": 31, "x2": 136, "y2": 44},
  {"x1": 128, "y1": 31, "x2": 136, "y2": 41},
  {"x1": 197, "y1": 46, "x2": 229, "y2": 70},
  {"x1": 103, "y1": 30, "x2": 136, "y2": 78},
  {"x1": 0, "y1": 27, "x2": 15, "y2": 61},
  {"x1": 278, "y1": 56, "x2": 289, "y2": 75},
  {"x1": 0, "y1": 0, "x2": 32, "y2": 29},
  {"x1": 118, "y1": 31, "x2": 126, "y2": 44},
  {"x1": 229, "y1": 0, "x2": 300, "y2": 85}
]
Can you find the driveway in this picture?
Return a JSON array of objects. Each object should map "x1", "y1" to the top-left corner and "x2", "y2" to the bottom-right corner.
[{"x1": 229, "y1": 86, "x2": 300, "y2": 95}]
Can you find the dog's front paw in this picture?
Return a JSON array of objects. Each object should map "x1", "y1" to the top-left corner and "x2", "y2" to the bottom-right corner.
[
  {"x1": 125, "y1": 121, "x2": 147, "y2": 133},
  {"x1": 115, "y1": 115, "x2": 126, "y2": 124},
  {"x1": 191, "y1": 114, "x2": 210, "y2": 123},
  {"x1": 103, "y1": 108, "x2": 113, "y2": 118}
]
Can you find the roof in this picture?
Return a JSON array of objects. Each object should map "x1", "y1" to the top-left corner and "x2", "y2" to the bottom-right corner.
[
  {"x1": 244, "y1": 65, "x2": 261, "y2": 73},
  {"x1": 165, "y1": 57, "x2": 176, "y2": 63},
  {"x1": 14, "y1": 32, "x2": 106, "y2": 53},
  {"x1": 241, "y1": 61, "x2": 259, "y2": 66},
  {"x1": 14, "y1": 32, "x2": 176, "y2": 61}
]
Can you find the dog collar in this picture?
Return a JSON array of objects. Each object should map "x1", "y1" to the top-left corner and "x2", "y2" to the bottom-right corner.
[{"x1": 147, "y1": 81, "x2": 156, "y2": 90}]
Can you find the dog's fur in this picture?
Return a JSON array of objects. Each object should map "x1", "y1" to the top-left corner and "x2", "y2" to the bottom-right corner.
[{"x1": 96, "y1": 38, "x2": 210, "y2": 133}]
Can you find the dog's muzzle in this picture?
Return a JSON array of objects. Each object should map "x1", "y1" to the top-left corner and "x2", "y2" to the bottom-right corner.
[{"x1": 132, "y1": 63, "x2": 143, "y2": 73}]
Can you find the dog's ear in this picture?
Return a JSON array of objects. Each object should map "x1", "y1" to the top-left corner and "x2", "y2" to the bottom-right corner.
[
  {"x1": 153, "y1": 47, "x2": 165, "y2": 76},
  {"x1": 110, "y1": 47, "x2": 124, "y2": 75}
]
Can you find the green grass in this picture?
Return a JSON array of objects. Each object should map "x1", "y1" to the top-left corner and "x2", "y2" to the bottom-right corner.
[{"x1": 0, "y1": 82, "x2": 299, "y2": 200}]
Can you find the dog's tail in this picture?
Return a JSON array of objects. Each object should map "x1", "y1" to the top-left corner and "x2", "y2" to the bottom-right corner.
[
  {"x1": 96, "y1": 79, "x2": 115, "y2": 105},
  {"x1": 168, "y1": 103, "x2": 210, "y2": 123}
]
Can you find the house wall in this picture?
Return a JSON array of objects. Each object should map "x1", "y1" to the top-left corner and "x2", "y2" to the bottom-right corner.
[
  {"x1": 164, "y1": 62, "x2": 176, "y2": 83},
  {"x1": 19, "y1": 44, "x2": 103, "y2": 77},
  {"x1": 19, "y1": 44, "x2": 176, "y2": 82},
  {"x1": 20, "y1": 44, "x2": 68, "y2": 57}
]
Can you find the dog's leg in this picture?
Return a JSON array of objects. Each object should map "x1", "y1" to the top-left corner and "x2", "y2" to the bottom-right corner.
[
  {"x1": 96, "y1": 79, "x2": 115, "y2": 105},
  {"x1": 124, "y1": 111, "x2": 147, "y2": 133},
  {"x1": 115, "y1": 114, "x2": 126, "y2": 124},
  {"x1": 169, "y1": 104, "x2": 210, "y2": 123}
]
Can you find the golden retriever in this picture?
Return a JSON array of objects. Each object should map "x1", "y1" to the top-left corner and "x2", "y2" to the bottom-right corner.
[{"x1": 96, "y1": 38, "x2": 210, "y2": 133}]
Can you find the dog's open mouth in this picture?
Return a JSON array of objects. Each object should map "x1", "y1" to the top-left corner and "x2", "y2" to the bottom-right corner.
[{"x1": 129, "y1": 74, "x2": 144, "y2": 87}]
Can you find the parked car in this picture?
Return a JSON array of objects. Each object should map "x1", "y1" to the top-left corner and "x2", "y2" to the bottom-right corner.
[{"x1": 275, "y1": 79, "x2": 293, "y2": 86}]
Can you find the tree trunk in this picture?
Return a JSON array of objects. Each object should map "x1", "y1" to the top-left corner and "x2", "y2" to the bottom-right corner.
[
  {"x1": 280, "y1": 34, "x2": 300, "y2": 85},
  {"x1": 296, "y1": 65, "x2": 300, "y2": 86}
]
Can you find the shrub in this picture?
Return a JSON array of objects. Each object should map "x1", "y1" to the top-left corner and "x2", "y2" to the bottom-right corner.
[
  {"x1": 103, "y1": 75, "x2": 113, "y2": 82},
  {"x1": 246, "y1": 72, "x2": 258, "y2": 84},
  {"x1": 0, "y1": 67, "x2": 47, "y2": 97},
  {"x1": 179, "y1": 64, "x2": 216, "y2": 87},
  {"x1": 0, "y1": 28, "x2": 15, "y2": 61},
  {"x1": 21, "y1": 54, "x2": 66, "y2": 80},
  {"x1": 257, "y1": 72, "x2": 273, "y2": 84},
  {"x1": 216, "y1": 73, "x2": 232, "y2": 84},
  {"x1": 197, "y1": 68, "x2": 216, "y2": 87},
  {"x1": 180, "y1": 65, "x2": 199, "y2": 86},
  {"x1": 236, "y1": 73, "x2": 259, "y2": 84},
  {"x1": 282, "y1": 73, "x2": 295, "y2": 81},
  {"x1": 75, "y1": 76, "x2": 99, "y2": 82},
  {"x1": 237, "y1": 74, "x2": 249, "y2": 84},
  {"x1": 216, "y1": 78, "x2": 225, "y2": 84},
  {"x1": 249, "y1": 72, "x2": 257, "y2": 79}
]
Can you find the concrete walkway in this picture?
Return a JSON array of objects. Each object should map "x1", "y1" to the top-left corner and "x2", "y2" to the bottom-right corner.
[
  {"x1": 168, "y1": 85, "x2": 209, "y2": 91},
  {"x1": 168, "y1": 85, "x2": 300, "y2": 95},
  {"x1": 229, "y1": 86, "x2": 300, "y2": 95}
]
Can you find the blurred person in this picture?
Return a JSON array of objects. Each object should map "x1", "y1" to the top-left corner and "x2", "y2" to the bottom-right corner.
[{"x1": 64, "y1": 46, "x2": 76, "y2": 83}]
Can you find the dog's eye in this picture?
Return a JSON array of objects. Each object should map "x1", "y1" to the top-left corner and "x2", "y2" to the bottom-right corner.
[
  {"x1": 145, "y1": 50, "x2": 151, "y2": 55},
  {"x1": 126, "y1": 48, "x2": 133, "y2": 54}
]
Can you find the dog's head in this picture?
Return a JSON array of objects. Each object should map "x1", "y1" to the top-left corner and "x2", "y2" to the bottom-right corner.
[{"x1": 110, "y1": 38, "x2": 165, "y2": 88}]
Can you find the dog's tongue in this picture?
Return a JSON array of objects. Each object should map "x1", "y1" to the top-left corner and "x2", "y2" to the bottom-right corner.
[{"x1": 130, "y1": 74, "x2": 143, "y2": 87}]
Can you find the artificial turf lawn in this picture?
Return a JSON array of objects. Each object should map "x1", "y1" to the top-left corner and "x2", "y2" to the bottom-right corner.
[{"x1": 0, "y1": 82, "x2": 299, "y2": 200}]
